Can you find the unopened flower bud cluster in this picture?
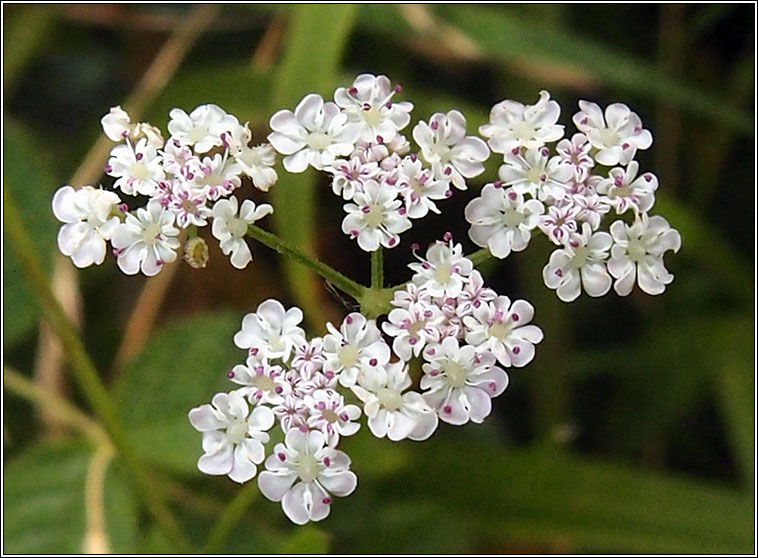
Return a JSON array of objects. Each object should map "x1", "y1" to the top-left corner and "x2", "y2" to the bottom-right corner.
[{"x1": 50, "y1": 73, "x2": 681, "y2": 525}]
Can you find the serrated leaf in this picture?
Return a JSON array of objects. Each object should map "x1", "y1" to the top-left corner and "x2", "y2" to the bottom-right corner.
[
  {"x1": 113, "y1": 311, "x2": 244, "y2": 473},
  {"x1": 3, "y1": 441, "x2": 138, "y2": 554},
  {"x1": 3, "y1": 119, "x2": 61, "y2": 346}
]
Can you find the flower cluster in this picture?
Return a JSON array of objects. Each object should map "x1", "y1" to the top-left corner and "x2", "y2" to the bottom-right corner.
[
  {"x1": 53, "y1": 104, "x2": 277, "y2": 274},
  {"x1": 189, "y1": 237, "x2": 539, "y2": 523},
  {"x1": 51, "y1": 73, "x2": 682, "y2": 526},
  {"x1": 467, "y1": 92, "x2": 681, "y2": 301}
]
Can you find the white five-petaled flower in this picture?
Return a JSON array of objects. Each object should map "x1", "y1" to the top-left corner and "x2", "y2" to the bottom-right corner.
[
  {"x1": 351, "y1": 360, "x2": 439, "y2": 441},
  {"x1": 341, "y1": 179, "x2": 411, "y2": 251},
  {"x1": 194, "y1": 153, "x2": 243, "y2": 201},
  {"x1": 165, "y1": 181, "x2": 212, "y2": 229},
  {"x1": 608, "y1": 214, "x2": 681, "y2": 296},
  {"x1": 455, "y1": 269, "x2": 497, "y2": 318},
  {"x1": 334, "y1": 74, "x2": 413, "y2": 144},
  {"x1": 52, "y1": 185, "x2": 121, "y2": 268},
  {"x1": 234, "y1": 299, "x2": 306, "y2": 361},
  {"x1": 465, "y1": 184, "x2": 544, "y2": 259},
  {"x1": 304, "y1": 388, "x2": 362, "y2": 447},
  {"x1": 395, "y1": 155, "x2": 450, "y2": 219},
  {"x1": 111, "y1": 200, "x2": 180, "y2": 276},
  {"x1": 597, "y1": 161, "x2": 658, "y2": 216},
  {"x1": 464, "y1": 296, "x2": 544, "y2": 368},
  {"x1": 572, "y1": 192, "x2": 611, "y2": 231},
  {"x1": 542, "y1": 222, "x2": 613, "y2": 302},
  {"x1": 291, "y1": 337, "x2": 326, "y2": 379},
  {"x1": 106, "y1": 137, "x2": 165, "y2": 196},
  {"x1": 268, "y1": 93, "x2": 357, "y2": 173},
  {"x1": 224, "y1": 123, "x2": 279, "y2": 192},
  {"x1": 101, "y1": 106, "x2": 132, "y2": 142},
  {"x1": 572, "y1": 101, "x2": 652, "y2": 166},
  {"x1": 479, "y1": 90, "x2": 564, "y2": 154},
  {"x1": 188, "y1": 390, "x2": 274, "y2": 484},
  {"x1": 556, "y1": 133, "x2": 595, "y2": 183},
  {"x1": 413, "y1": 110, "x2": 490, "y2": 190},
  {"x1": 382, "y1": 302, "x2": 443, "y2": 362},
  {"x1": 538, "y1": 203, "x2": 580, "y2": 246},
  {"x1": 322, "y1": 312, "x2": 390, "y2": 388},
  {"x1": 498, "y1": 146, "x2": 572, "y2": 202},
  {"x1": 325, "y1": 156, "x2": 380, "y2": 200},
  {"x1": 421, "y1": 337, "x2": 509, "y2": 425},
  {"x1": 228, "y1": 358, "x2": 291, "y2": 406},
  {"x1": 409, "y1": 240, "x2": 473, "y2": 298},
  {"x1": 168, "y1": 103, "x2": 239, "y2": 153},
  {"x1": 258, "y1": 429, "x2": 357, "y2": 525},
  {"x1": 211, "y1": 195, "x2": 273, "y2": 269}
]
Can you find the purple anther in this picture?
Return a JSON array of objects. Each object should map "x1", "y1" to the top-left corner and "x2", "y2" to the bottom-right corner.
[
  {"x1": 430, "y1": 121, "x2": 439, "y2": 130},
  {"x1": 511, "y1": 313, "x2": 520, "y2": 322},
  {"x1": 580, "y1": 116, "x2": 588, "y2": 125},
  {"x1": 388, "y1": 237, "x2": 397, "y2": 246},
  {"x1": 227, "y1": 370, "x2": 235, "y2": 379},
  {"x1": 118, "y1": 203, "x2": 129, "y2": 213},
  {"x1": 555, "y1": 269, "x2": 563, "y2": 277},
  {"x1": 410, "y1": 193, "x2": 419, "y2": 203},
  {"x1": 323, "y1": 456, "x2": 331, "y2": 467},
  {"x1": 444, "y1": 190, "x2": 453, "y2": 198},
  {"x1": 429, "y1": 369, "x2": 439, "y2": 376},
  {"x1": 411, "y1": 242, "x2": 420, "y2": 251},
  {"x1": 539, "y1": 174, "x2": 547, "y2": 182},
  {"x1": 427, "y1": 347, "x2": 436, "y2": 356},
  {"x1": 156, "y1": 259, "x2": 165, "y2": 266},
  {"x1": 340, "y1": 413, "x2": 349, "y2": 422},
  {"x1": 369, "y1": 358, "x2": 377, "y2": 366},
  {"x1": 362, "y1": 205, "x2": 371, "y2": 214},
  {"x1": 350, "y1": 229, "x2": 359, "y2": 239},
  {"x1": 299, "y1": 424, "x2": 309, "y2": 432},
  {"x1": 473, "y1": 300, "x2": 481, "y2": 308},
  {"x1": 443, "y1": 231, "x2": 453, "y2": 242},
  {"x1": 362, "y1": 103, "x2": 371, "y2": 111},
  {"x1": 322, "y1": 497, "x2": 332, "y2": 505},
  {"x1": 325, "y1": 370, "x2": 335, "y2": 380},
  {"x1": 394, "y1": 84, "x2": 403, "y2": 93},
  {"x1": 644, "y1": 174, "x2": 652, "y2": 182},
  {"x1": 422, "y1": 262, "x2": 430, "y2": 269},
  {"x1": 541, "y1": 147, "x2": 549, "y2": 157},
  {"x1": 443, "y1": 405, "x2": 452, "y2": 414},
  {"x1": 345, "y1": 315, "x2": 353, "y2": 324},
  {"x1": 424, "y1": 310, "x2": 433, "y2": 318},
  {"x1": 348, "y1": 87, "x2": 358, "y2": 96},
  {"x1": 385, "y1": 101, "x2": 392, "y2": 109},
  {"x1": 444, "y1": 166, "x2": 452, "y2": 176},
  {"x1": 493, "y1": 180, "x2": 503, "y2": 189},
  {"x1": 622, "y1": 142, "x2": 630, "y2": 150},
  {"x1": 508, "y1": 191, "x2": 517, "y2": 200},
  {"x1": 408, "y1": 336, "x2": 418, "y2": 345},
  {"x1": 121, "y1": 130, "x2": 129, "y2": 138},
  {"x1": 489, "y1": 381, "x2": 497, "y2": 392},
  {"x1": 512, "y1": 346, "x2": 520, "y2": 355},
  {"x1": 278, "y1": 452, "x2": 286, "y2": 461},
  {"x1": 570, "y1": 239, "x2": 579, "y2": 248},
  {"x1": 135, "y1": 152, "x2": 143, "y2": 161},
  {"x1": 511, "y1": 147, "x2": 520, "y2": 156},
  {"x1": 254, "y1": 365, "x2": 264, "y2": 374},
  {"x1": 398, "y1": 207, "x2": 407, "y2": 215},
  {"x1": 376, "y1": 135, "x2": 384, "y2": 144},
  {"x1": 410, "y1": 153, "x2": 418, "y2": 162},
  {"x1": 104, "y1": 164, "x2": 113, "y2": 173},
  {"x1": 275, "y1": 386, "x2": 283, "y2": 394},
  {"x1": 250, "y1": 347, "x2": 259, "y2": 356},
  {"x1": 317, "y1": 401, "x2": 326, "y2": 410}
]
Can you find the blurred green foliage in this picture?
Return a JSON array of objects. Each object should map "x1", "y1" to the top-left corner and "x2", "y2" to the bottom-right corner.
[{"x1": 3, "y1": 4, "x2": 754, "y2": 554}]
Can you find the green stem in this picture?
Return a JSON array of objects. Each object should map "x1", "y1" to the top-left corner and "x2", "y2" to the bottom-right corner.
[
  {"x1": 3, "y1": 187, "x2": 191, "y2": 552},
  {"x1": 371, "y1": 247, "x2": 384, "y2": 290},
  {"x1": 467, "y1": 247, "x2": 493, "y2": 267},
  {"x1": 247, "y1": 224, "x2": 366, "y2": 301},
  {"x1": 202, "y1": 480, "x2": 260, "y2": 553}
]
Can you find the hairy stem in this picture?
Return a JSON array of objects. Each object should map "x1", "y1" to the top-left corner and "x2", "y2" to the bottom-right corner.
[
  {"x1": 247, "y1": 224, "x2": 367, "y2": 301},
  {"x1": 371, "y1": 247, "x2": 384, "y2": 290}
]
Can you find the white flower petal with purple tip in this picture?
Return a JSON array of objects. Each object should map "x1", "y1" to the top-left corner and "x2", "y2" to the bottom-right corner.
[
  {"x1": 234, "y1": 299, "x2": 306, "y2": 362},
  {"x1": 341, "y1": 179, "x2": 411, "y2": 251},
  {"x1": 573, "y1": 101, "x2": 652, "y2": 166},
  {"x1": 106, "y1": 137, "x2": 165, "y2": 197},
  {"x1": 498, "y1": 146, "x2": 572, "y2": 202},
  {"x1": 168, "y1": 103, "x2": 239, "y2": 154},
  {"x1": 212, "y1": 195, "x2": 273, "y2": 269},
  {"x1": 596, "y1": 161, "x2": 657, "y2": 216},
  {"x1": 322, "y1": 312, "x2": 390, "y2": 388},
  {"x1": 408, "y1": 239, "x2": 473, "y2": 298},
  {"x1": 305, "y1": 388, "x2": 361, "y2": 446},
  {"x1": 111, "y1": 200, "x2": 180, "y2": 276}
]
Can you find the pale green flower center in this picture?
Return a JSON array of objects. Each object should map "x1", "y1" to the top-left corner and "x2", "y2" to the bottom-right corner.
[
  {"x1": 364, "y1": 204, "x2": 384, "y2": 228},
  {"x1": 297, "y1": 454, "x2": 320, "y2": 482},
  {"x1": 142, "y1": 223, "x2": 162, "y2": 245},
  {"x1": 363, "y1": 106, "x2": 382, "y2": 127},
  {"x1": 502, "y1": 209, "x2": 524, "y2": 228},
  {"x1": 434, "y1": 263, "x2": 452, "y2": 284},
  {"x1": 226, "y1": 417, "x2": 248, "y2": 444},
  {"x1": 227, "y1": 217, "x2": 248, "y2": 238},
  {"x1": 131, "y1": 162, "x2": 150, "y2": 181},
  {"x1": 511, "y1": 120, "x2": 536, "y2": 141},
  {"x1": 337, "y1": 344, "x2": 359, "y2": 368},
  {"x1": 307, "y1": 132, "x2": 332, "y2": 151},
  {"x1": 252, "y1": 374, "x2": 276, "y2": 392},
  {"x1": 599, "y1": 127, "x2": 620, "y2": 147},
  {"x1": 377, "y1": 388, "x2": 404, "y2": 411},
  {"x1": 488, "y1": 322, "x2": 510, "y2": 340},
  {"x1": 443, "y1": 360, "x2": 468, "y2": 388},
  {"x1": 627, "y1": 238, "x2": 647, "y2": 262}
]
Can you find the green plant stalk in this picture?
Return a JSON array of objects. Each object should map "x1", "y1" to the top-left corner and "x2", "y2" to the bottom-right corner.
[
  {"x1": 371, "y1": 247, "x2": 384, "y2": 290},
  {"x1": 202, "y1": 480, "x2": 260, "y2": 553},
  {"x1": 3, "y1": 187, "x2": 190, "y2": 552},
  {"x1": 247, "y1": 224, "x2": 366, "y2": 300},
  {"x1": 467, "y1": 247, "x2": 493, "y2": 267}
]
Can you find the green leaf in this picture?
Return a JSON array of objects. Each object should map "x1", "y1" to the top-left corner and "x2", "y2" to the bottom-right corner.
[
  {"x1": 3, "y1": 119, "x2": 60, "y2": 346},
  {"x1": 3, "y1": 441, "x2": 138, "y2": 554},
  {"x1": 280, "y1": 525, "x2": 330, "y2": 554},
  {"x1": 113, "y1": 311, "x2": 244, "y2": 473},
  {"x1": 269, "y1": 5, "x2": 358, "y2": 329}
]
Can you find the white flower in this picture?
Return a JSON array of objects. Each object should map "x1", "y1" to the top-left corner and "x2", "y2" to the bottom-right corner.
[
  {"x1": 234, "y1": 299, "x2": 306, "y2": 361},
  {"x1": 168, "y1": 103, "x2": 239, "y2": 153},
  {"x1": 341, "y1": 179, "x2": 411, "y2": 251},
  {"x1": 211, "y1": 196, "x2": 273, "y2": 269},
  {"x1": 352, "y1": 361, "x2": 438, "y2": 441},
  {"x1": 106, "y1": 138, "x2": 165, "y2": 196},
  {"x1": 413, "y1": 110, "x2": 490, "y2": 190},
  {"x1": 421, "y1": 337, "x2": 509, "y2": 425},
  {"x1": 195, "y1": 153, "x2": 243, "y2": 201},
  {"x1": 572, "y1": 101, "x2": 652, "y2": 166},
  {"x1": 325, "y1": 156, "x2": 380, "y2": 200},
  {"x1": 161, "y1": 137, "x2": 202, "y2": 179},
  {"x1": 465, "y1": 184, "x2": 544, "y2": 259},
  {"x1": 455, "y1": 269, "x2": 497, "y2": 318},
  {"x1": 334, "y1": 74, "x2": 413, "y2": 144},
  {"x1": 573, "y1": 192, "x2": 611, "y2": 230},
  {"x1": 268, "y1": 93, "x2": 357, "y2": 172},
  {"x1": 272, "y1": 394, "x2": 310, "y2": 432},
  {"x1": 409, "y1": 239, "x2": 473, "y2": 298},
  {"x1": 543, "y1": 222, "x2": 613, "y2": 302},
  {"x1": 538, "y1": 203, "x2": 580, "y2": 245},
  {"x1": 165, "y1": 181, "x2": 212, "y2": 229},
  {"x1": 463, "y1": 296, "x2": 544, "y2": 368},
  {"x1": 479, "y1": 90, "x2": 564, "y2": 153},
  {"x1": 291, "y1": 337, "x2": 325, "y2": 379},
  {"x1": 188, "y1": 390, "x2": 274, "y2": 483},
  {"x1": 101, "y1": 106, "x2": 132, "y2": 142},
  {"x1": 498, "y1": 146, "x2": 572, "y2": 202},
  {"x1": 322, "y1": 312, "x2": 390, "y2": 388},
  {"x1": 395, "y1": 155, "x2": 450, "y2": 219},
  {"x1": 608, "y1": 214, "x2": 681, "y2": 296},
  {"x1": 228, "y1": 358, "x2": 291, "y2": 406},
  {"x1": 111, "y1": 200, "x2": 180, "y2": 276},
  {"x1": 52, "y1": 185, "x2": 121, "y2": 268},
  {"x1": 258, "y1": 429, "x2": 357, "y2": 525},
  {"x1": 596, "y1": 161, "x2": 657, "y2": 216},
  {"x1": 382, "y1": 303, "x2": 443, "y2": 362},
  {"x1": 556, "y1": 133, "x2": 595, "y2": 183},
  {"x1": 304, "y1": 388, "x2": 361, "y2": 447},
  {"x1": 389, "y1": 281, "x2": 433, "y2": 311},
  {"x1": 225, "y1": 123, "x2": 278, "y2": 192}
]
